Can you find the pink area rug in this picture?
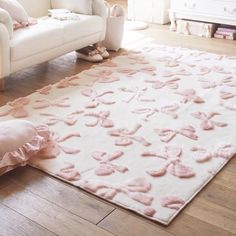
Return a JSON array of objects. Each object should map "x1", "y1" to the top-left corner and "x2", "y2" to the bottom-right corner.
[{"x1": 1, "y1": 44, "x2": 236, "y2": 225}]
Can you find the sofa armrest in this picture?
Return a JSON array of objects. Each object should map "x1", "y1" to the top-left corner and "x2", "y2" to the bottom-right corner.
[
  {"x1": 0, "y1": 23, "x2": 10, "y2": 79},
  {"x1": 0, "y1": 8, "x2": 13, "y2": 38},
  {"x1": 92, "y1": 0, "x2": 107, "y2": 19},
  {"x1": 92, "y1": 0, "x2": 107, "y2": 41}
]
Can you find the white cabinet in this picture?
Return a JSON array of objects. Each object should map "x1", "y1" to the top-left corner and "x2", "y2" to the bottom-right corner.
[
  {"x1": 169, "y1": 0, "x2": 236, "y2": 31},
  {"x1": 128, "y1": 0, "x2": 171, "y2": 24}
]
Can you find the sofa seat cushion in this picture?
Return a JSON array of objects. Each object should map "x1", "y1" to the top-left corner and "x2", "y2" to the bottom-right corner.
[
  {"x1": 10, "y1": 14, "x2": 104, "y2": 61},
  {"x1": 42, "y1": 14, "x2": 104, "y2": 43},
  {"x1": 11, "y1": 21, "x2": 64, "y2": 61}
]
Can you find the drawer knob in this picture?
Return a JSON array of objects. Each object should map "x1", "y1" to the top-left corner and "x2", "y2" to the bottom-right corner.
[
  {"x1": 224, "y1": 7, "x2": 236, "y2": 15},
  {"x1": 184, "y1": 1, "x2": 196, "y2": 9}
]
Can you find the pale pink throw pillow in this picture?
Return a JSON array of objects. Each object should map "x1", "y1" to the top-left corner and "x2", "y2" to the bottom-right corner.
[
  {"x1": 0, "y1": 0, "x2": 29, "y2": 26},
  {"x1": 13, "y1": 17, "x2": 37, "y2": 30},
  {"x1": 0, "y1": 120, "x2": 50, "y2": 175}
]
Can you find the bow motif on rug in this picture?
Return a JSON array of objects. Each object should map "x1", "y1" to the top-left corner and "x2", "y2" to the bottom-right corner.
[
  {"x1": 226, "y1": 55, "x2": 236, "y2": 60},
  {"x1": 160, "y1": 196, "x2": 185, "y2": 210},
  {"x1": 191, "y1": 112, "x2": 227, "y2": 130},
  {"x1": 120, "y1": 87, "x2": 155, "y2": 103},
  {"x1": 117, "y1": 66, "x2": 156, "y2": 77},
  {"x1": 156, "y1": 56, "x2": 180, "y2": 67},
  {"x1": 108, "y1": 124, "x2": 151, "y2": 146},
  {"x1": 142, "y1": 146, "x2": 195, "y2": 178},
  {"x1": 190, "y1": 51, "x2": 205, "y2": 57},
  {"x1": 37, "y1": 85, "x2": 52, "y2": 95},
  {"x1": 219, "y1": 101, "x2": 236, "y2": 111},
  {"x1": 33, "y1": 97, "x2": 70, "y2": 109},
  {"x1": 81, "y1": 89, "x2": 115, "y2": 108},
  {"x1": 94, "y1": 59, "x2": 118, "y2": 68},
  {"x1": 56, "y1": 162, "x2": 80, "y2": 181},
  {"x1": 195, "y1": 65, "x2": 232, "y2": 76},
  {"x1": 212, "y1": 66, "x2": 232, "y2": 74},
  {"x1": 138, "y1": 66, "x2": 157, "y2": 76},
  {"x1": 191, "y1": 144, "x2": 236, "y2": 163},
  {"x1": 196, "y1": 66, "x2": 212, "y2": 75},
  {"x1": 155, "y1": 126, "x2": 198, "y2": 143},
  {"x1": 175, "y1": 89, "x2": 205, "y2": 103},
  {"x1": 40, "y1": 110, "x2": 84, "y2": 126},
  {"x1": 156, "y1": 55, "x2": 196, "y2": 68},
  {"x1": 198, "y1": 76, "x2": 236, "y2": 89},
  {"x1": 161, "y1": 69, "x2": 191, "y2": 77},
  {"x1": 120, "y1": 49, "x2": 142, "y2": 56},
  {"x1": 220, "y1": 90, "x2": 236, "y2": 100},
  {"x1": 84, "y1": 69, "x2": 120, "y2": 85},
  {"x1": 132, "y1": 104, "x2": 179, "y2": 121},
  {"x1": 81, "y1": 177, "x2": 154, "y2": 206},
  {"x1": 36, "y1": 132, "x2": 81, "y2": 159},
  {"x1": 0, "y1": 97, "x2": 30, "y2": 118},
  {"x1": 56, "y1": 75, "x2": 80, "y2": 88},
  {"x1": 164, "y1": 60, "x2": 179, "y2": 67},
  {"x1": 84, "y1": 111, "x2": 114, "y2": 128},
  {"x1": 91, "y1": 151, "x2": 128, "y2": 176},
  {"x1": 116, "y1": 68, "x2": 137, "y2": 77},
  {"x1": 155, "y1": 55, "x2": 182, "y2": 62},
  {"x1": 128, "y1": 55, "x2": 150, "y2": 65},
  {"x1": 146, "y1": 77, "x2": 180, "y2": 89}
]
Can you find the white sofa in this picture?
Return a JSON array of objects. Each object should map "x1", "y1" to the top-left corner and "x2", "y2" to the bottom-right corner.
[{"x1": 0, "y1": 0, "x2": 107, "y2": 90}]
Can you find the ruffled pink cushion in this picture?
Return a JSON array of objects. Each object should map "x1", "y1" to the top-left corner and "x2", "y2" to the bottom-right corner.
[{"x1": 0, "y1": 120, "x2": 50, "y2": 175}]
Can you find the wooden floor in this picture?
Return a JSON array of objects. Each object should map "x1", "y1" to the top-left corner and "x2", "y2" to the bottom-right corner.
[{"x1": 1, "y1": 12, "x2": 236, "y2": 236}]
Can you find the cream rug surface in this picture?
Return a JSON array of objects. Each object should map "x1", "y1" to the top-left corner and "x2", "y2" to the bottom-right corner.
[{"x1": 1, "y1": 44, "x2": 236, "y2": 225}]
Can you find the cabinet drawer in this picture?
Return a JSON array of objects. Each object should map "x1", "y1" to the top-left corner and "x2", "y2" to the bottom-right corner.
[
  {"x1": 214, "y1": 3, "x2": 236, "y2": 18},
  {"x1": 171, "y1": 0, "x2": 236, "y2": 19},
  {"x1": 171, "y1": 0, "x2": 208, "y2": 13}
]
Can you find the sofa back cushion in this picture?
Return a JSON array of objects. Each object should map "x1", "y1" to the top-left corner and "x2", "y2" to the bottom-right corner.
[
  {"x1": 51, "y1": 0, "x2": 93, "y2": 15},
  {"x1": 17, "y1": 0, "x2": 51, "y2": 17},
  {"x1": 0, "y1": 0, "x2": 28, "y2": 24}
]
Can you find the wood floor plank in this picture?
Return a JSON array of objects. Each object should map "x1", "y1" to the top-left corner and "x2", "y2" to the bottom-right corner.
[
  {"x1": 0, "y1": 173, "x2": 11, "y2": 190},
  {"x1": 99, "y1": 208, "x2": 233, "y2": 236},
  {"x1": 224, "y1": 157, "x2": 236, "y2": 174},
  {"x1": 8, "y1": 167, "x2": 114, "y2": 224},
  {"x1": 198, "y1": 182, "x2": 236, "y2": 211},
  {"x1": 185, "y1": 198, "x2": 236, "y2": 234},
  {"x1": 167, "y1": 213, "x2": 233, "y2": 236},
  {"x1": 213, "y1": 170, "x2": 236, "y2": 191},
  {"x1": 0, "y1": 181, "x2": 114, "y2": 236},
  {"x1": 0, "y1": 203, "x2": 56, "y2": 236},
  {"x1": 98, "y1": 209, "x2": 175, "y2": 236}
]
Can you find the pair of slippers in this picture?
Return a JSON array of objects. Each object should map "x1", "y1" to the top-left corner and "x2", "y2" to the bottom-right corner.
[{"x1": 76, "y1": 46, "x2": 109, "y2": 62}]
